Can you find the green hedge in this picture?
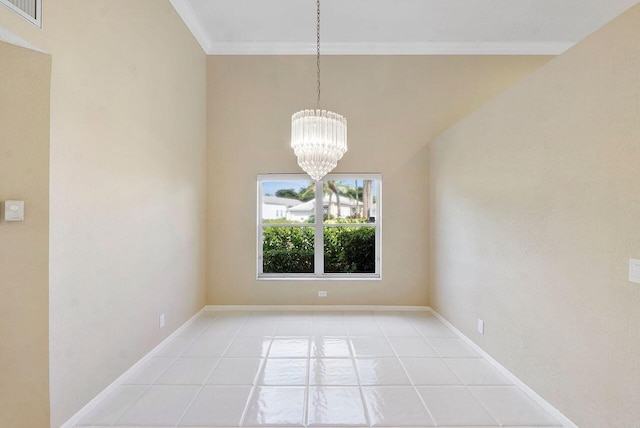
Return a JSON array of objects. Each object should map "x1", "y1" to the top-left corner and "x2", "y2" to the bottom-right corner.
[
  {"x1": 262, "y1": 227, "x2": 314, "y2": 273},
  {"x1": 324, "y1": 226, "x2": 376, "y2": 273},
  {"x1": 262, "y1": 225, "x2": 375, "y2": 274}
]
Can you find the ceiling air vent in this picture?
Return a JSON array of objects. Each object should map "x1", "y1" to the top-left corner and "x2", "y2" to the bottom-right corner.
[{"x1": 1, "y1": 0, "x2": 41, "y2": 27}]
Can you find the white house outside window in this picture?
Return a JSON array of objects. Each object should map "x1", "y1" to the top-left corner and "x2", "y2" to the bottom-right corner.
[{"x1": 257, "y1": 174, "x2": 382, "y2": 280}]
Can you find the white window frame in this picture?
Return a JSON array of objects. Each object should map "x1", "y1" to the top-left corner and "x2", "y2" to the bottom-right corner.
[
  {"x1": 257, "y1": 173, "x2": 382, "y2": 280},
  {"x1": 0, "y1": 0, "x2": 42, "y2": 28}
]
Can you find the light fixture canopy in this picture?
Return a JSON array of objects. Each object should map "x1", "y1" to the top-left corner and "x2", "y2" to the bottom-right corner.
[{"x1": 291, "y1": 0, "x2": 347, "y2": 181}]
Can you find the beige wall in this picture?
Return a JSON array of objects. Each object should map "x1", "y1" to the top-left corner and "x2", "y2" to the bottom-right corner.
[
  {"x1": 428, "y1": 5, "x2": 640, "y2": 427},
  {"x1": 0, "y1": 41, "x2": 51, "y2": 428},
  {"x1": 207, "y1": 55, "x2": 549, "y2": 305},
  {"x1": 0, "y1": 2, "x2": 208, "y2": 426}
]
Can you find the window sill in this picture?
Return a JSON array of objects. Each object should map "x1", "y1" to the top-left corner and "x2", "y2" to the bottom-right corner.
[{"x1": 257, "y1": 274, "x2": 381, "y2": 281}]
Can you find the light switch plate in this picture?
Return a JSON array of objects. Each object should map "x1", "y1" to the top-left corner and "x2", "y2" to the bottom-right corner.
[
  {"x1": 630, "y1": 259, "x2": 640, "y2": 284},
  {"x1": 4, "y1": 200, "x2": 24, "y2": 222},
  {"x1": 159, "y1": 313, "x2": 166, "y2": 328}
]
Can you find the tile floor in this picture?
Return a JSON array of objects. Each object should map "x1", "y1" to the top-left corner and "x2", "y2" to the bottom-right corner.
[{"x1": 76, "y1": 310, "x2": 563, "y2": 427}]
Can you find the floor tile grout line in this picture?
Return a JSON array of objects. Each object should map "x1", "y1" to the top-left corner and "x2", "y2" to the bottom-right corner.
[
  {"x1": 102, "y1": 315, "x2": 226, "y2": 428},
  {"x1": 171, "y1": 313, "x2": 219, "y2": 359},
  {"x1": 97, "y1": 315, "x2": 221, "y2": 427},
  {"x1": 348, "y1": 326, "x2": 374, "y2": 428},
  {"x1": 376, "y1": 312, "x2": 438, "y2": 428},
  {"x1": 152, "y1": 314, "x2": 221, "y2": 390},
  {"x1": 91, "y1": 384, "x2": 152, "y2": 428},
  {"x1": 253, "y1": 310, "x2": 316, "y2": 426},
  {"x1": 106, "y1": 377, "x2": 155, "y2": 426},
  {"x1": 172, "y1": 314, "x2": 232, "y2": 427},
  {"x1": 239, "y1": 311, "x2": 278, "y2": 427},
  {"x1": 465, "y1": 386, "x2": 508, "y2": 428},
  {"x1": 192, "y1": 356, "x2": 224, "y2": 386},
  {"x1": 436, "y1": 351, "x2": 502, "y2": 427},
  {"x1": 302, "y1": 335, "x2": 311, "y2": 427},
  {"x1": 302, "y1": 385, "x2": 310, "y2": 428},
  {"x1": 304, "y1": 374, "x2": 311, "y2": 425},
  {"x1": 122, "y1": 357, "x2": 176, "y2": 387},
  {"x1": 237, "y1": 384, "x2": 257, "y2": 427},
  {"x1": 415, "y1": 313, "x2": 557, "y2": 427},
  {"x1": 175, "y1": 312, "x2": 251, "y2": 428},
  {"x1": 407, "y1": 312, "x2": 489, "y2": 427},
  {"x1": 238, "y1": 319, "x2": 274, "y2": 427},
  {"x1": 408, "y1": 313, "x2": 542, "y2": 428},
  {"x1": 341, "y1": 324, "x2": 372, "y2": 428}
]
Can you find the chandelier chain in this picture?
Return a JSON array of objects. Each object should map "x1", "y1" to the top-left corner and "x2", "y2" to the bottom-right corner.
[
  {"x1": 316, "y1": 0, "x2": 321, "y2": 110},
  {"x1": 290, "y1": 0, "x2": 347, "y2": 182}
]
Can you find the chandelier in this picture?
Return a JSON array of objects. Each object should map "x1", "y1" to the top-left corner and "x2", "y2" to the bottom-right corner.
[{"x1": 291, "y1": 0, "x2": 347, "y2": 181}]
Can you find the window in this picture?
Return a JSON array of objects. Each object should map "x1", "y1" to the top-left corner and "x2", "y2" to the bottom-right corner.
[
  {"x1": 1, "y1": 0, "x2": 42, "y2": 28},
  {"x1": 258, "y1": 174, "x2": 381, "y2": 279}
]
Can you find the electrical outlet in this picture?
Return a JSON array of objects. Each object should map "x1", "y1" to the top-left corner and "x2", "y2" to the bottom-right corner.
[
  {"x1": 318, "y1": 291, "x2": 328, "y2": 297},
  {"x1": 4, "y1": 200, "x2": 24, "y2": 222},
  {"x1": 630, "y1": 259, "x2": 640, "y2": 284},
  {"x1": 477, "y1": 319, "x2": 484, "y2": 335},
  {"x1": 159, "y1": 313, "x2": 166, "y2": 328}
]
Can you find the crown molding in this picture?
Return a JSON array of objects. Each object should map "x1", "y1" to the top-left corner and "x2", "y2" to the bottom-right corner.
[
  {"x1": 206, "y1": 41, "x2": 573, "y2": 56},
  {"x1": 169, "y1": 0, "x2": 212, "y2": 53},
  {"x1": 0, "y1": 25, "x2": 45, "y2": 52},
  {"x1": 169, "y1": 0, "x2": 571, "y2": 57}
]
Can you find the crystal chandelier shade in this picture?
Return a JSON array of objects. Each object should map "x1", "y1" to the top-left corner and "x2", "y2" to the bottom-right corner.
[
  {"x1": 290, "y1": 0, "x2": 347, "y2": 181},
  {"x1": 291, "y1": 109, "x2": 347, "y2": 181}
]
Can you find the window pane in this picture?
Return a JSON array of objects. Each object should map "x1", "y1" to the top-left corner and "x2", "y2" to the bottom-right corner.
[
  {"x1": 322, "y1": 179, "x2": 377, "y2": 223},
  {"x1": 261, "y1": 180, "x2": 314, "y2": 223},
  {"x1": 324, "y1": 226, "x2": 376, "y2": 274},
  {"x1": 262, "y1": 226, "x2": 314, "y2": 273}
]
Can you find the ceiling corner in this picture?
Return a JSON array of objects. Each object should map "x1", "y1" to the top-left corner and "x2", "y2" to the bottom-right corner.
[
  {"x1": 205, "y1": 41, "x2": 573, "y2": 56},
  {"x1": 169, "y1": 0, "x2": 212, "y2": 53}
]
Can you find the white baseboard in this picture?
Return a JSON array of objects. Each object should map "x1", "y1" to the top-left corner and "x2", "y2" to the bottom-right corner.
[
  {"x1": 427, "y1": 308, "x2": 579, "y2": 428},
  {"x1": 204, "y1": 304, "x2": 430, "y2": 312},
  {"x1": 59, "y1": 307, "x2": 206, "y2": 428}
]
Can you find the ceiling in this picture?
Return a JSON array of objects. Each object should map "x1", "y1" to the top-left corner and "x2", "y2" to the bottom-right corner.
[{"x1": 169, "y1": 0, "x2": 639, "y2": 55}]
